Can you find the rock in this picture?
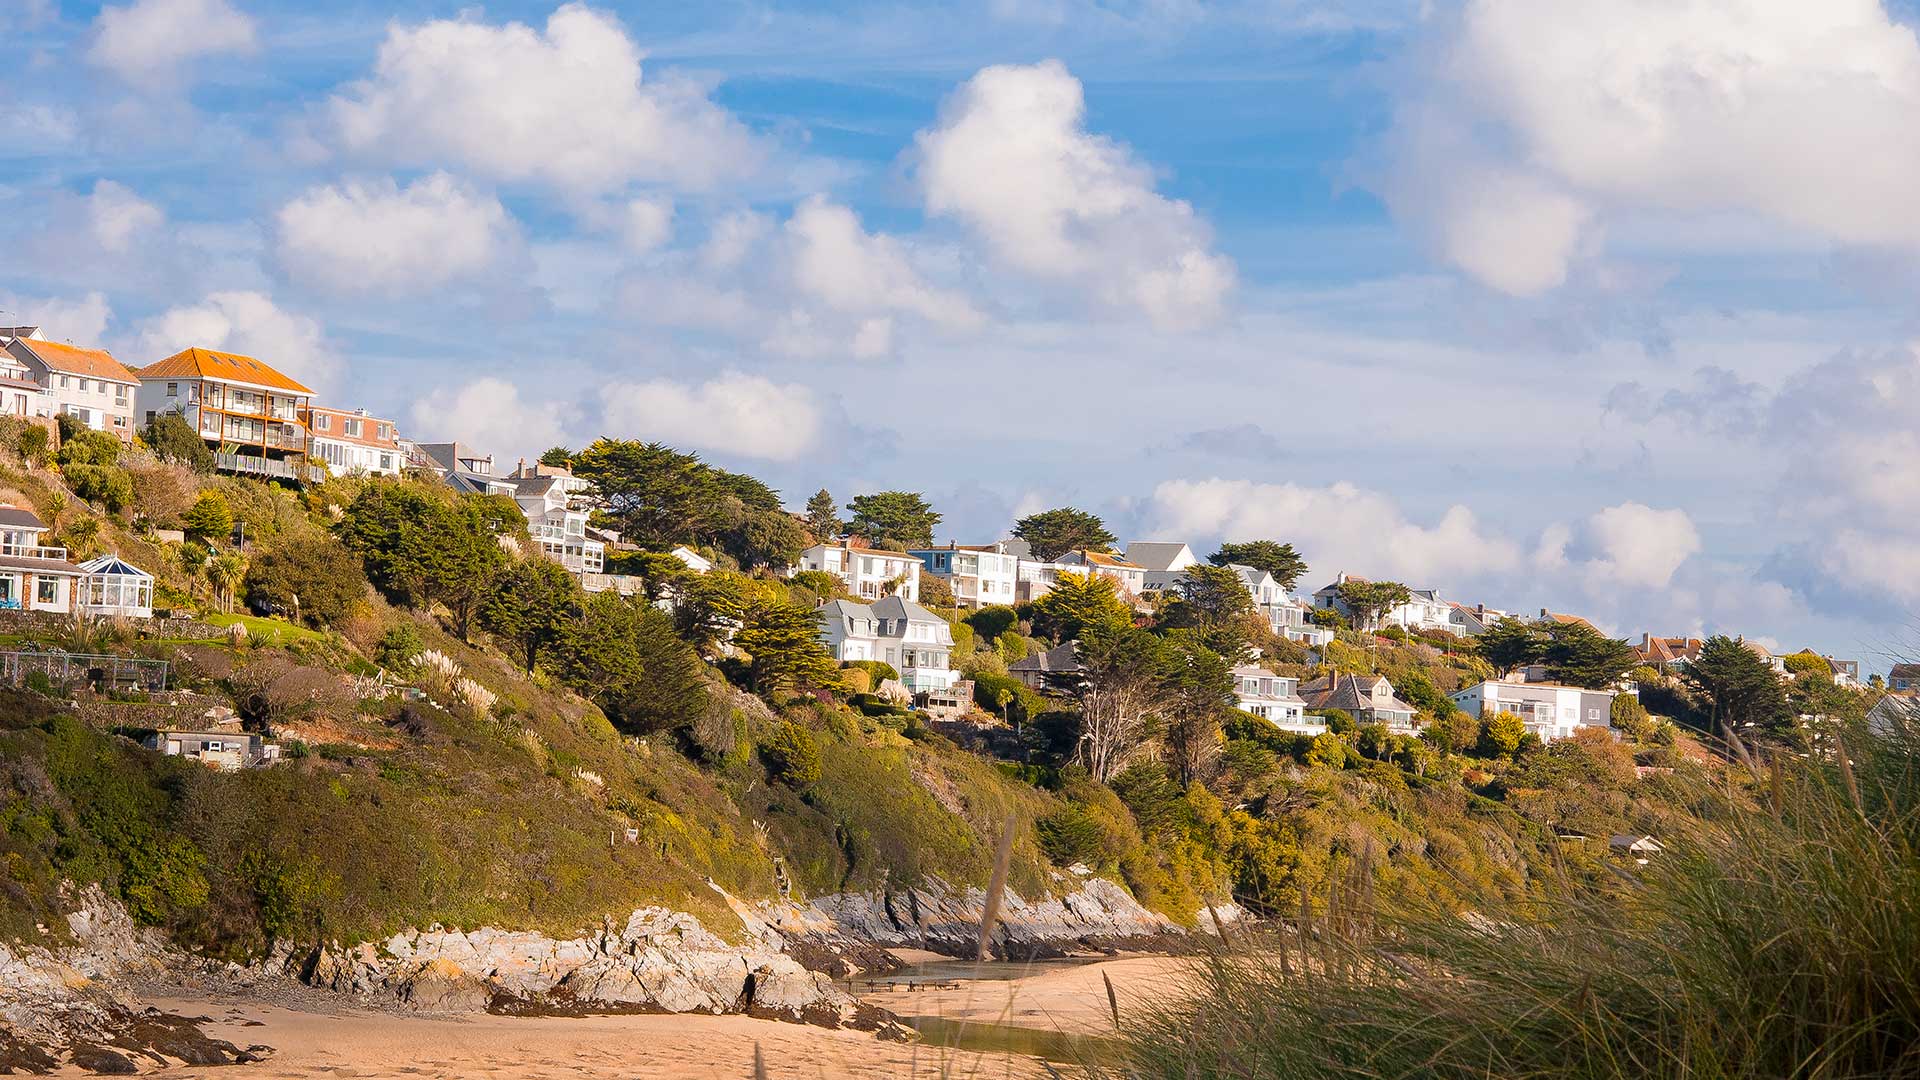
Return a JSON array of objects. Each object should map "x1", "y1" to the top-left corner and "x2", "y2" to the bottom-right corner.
[{"x1": 394, "y1": 958, "x2": 492, "y2": 1013}]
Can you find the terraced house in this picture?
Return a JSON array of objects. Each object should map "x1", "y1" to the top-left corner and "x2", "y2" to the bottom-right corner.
[
  {"x1": 135, "y1": 348, "x2": 323, "y2": 483},
  {"x1": 0, "y1": 328, "x2": 139, "y2": 441}
]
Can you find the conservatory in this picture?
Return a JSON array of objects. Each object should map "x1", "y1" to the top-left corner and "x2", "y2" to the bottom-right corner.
[{"x1": 76, "y1": 554, "x2": 154, "y2": 619}]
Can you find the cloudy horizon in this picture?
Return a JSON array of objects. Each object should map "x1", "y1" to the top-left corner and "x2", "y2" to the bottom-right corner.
[{"x1": 4, "y1": 0, "x2": 1918, "y2": 669}]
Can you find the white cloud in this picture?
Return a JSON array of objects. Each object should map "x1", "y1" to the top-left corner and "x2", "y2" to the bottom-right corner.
[
  {"x1": 276, "y1": 173, "x2": 516, "y2": 294},
  {"x1": 914, "y1": 59, "x2": 1234, "y2": 327},
  {"x1": 619, "y1": 196, "x2": 674, "y2": 254},
  {"x1": 1382, "y1": 0, "x2": 1920, "y2": 293},
  {"x1": 0, "y1": 291, "x2": 113, "y2": 345},
  {"x1": 85, "y1": 180, "x2": 164, "y2": 252},
  {"x1": 600, "y1": 372, "x2": 822, "y2": 460},
  {"x1": 409, "y1": 377, "x2": 578, "y2": 462},
  {"x1": 89, "y1": 0, "x2": 256, "y2": 86},
  {"x1": 783, "y1": 196, "x2": 980, "y2": 329},
  {"x1": 1573, "y1": 502, "x2": 1701, "y2": 589},
  {"x1": 134, "y1": 292, "x2": 332, "y2": 392},
  {"x1": 327, "y1": 3, "x2": 761, "y2": 195},
  {"x1": 1148, "y1": 477, "x2": 1523, "y2": 585}
]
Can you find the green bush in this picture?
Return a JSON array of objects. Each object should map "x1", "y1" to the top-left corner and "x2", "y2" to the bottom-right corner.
[
  {"x1": 56, "y1": 429, "x2": 121, "y2": 468},
  {"x1": 762, "y1": 721, "x2": 823, "y2": 788},
  {"x1": 965, "y1": 605, "x2": 1020, "y2": 641},
  {"x1": 243, "y1": 532, "x2": 365, "y2": 626},
  {"x1": 375, "y1": 624, "x2": 423, "y2": 672},
  {"x1": 1036, "y1": 804, "x2": 1109, "y2": 866},
  {"x1": 17, "y1": 424, "x2": 49, "y2": 465},
  {"x1": 844, "y1": 659, "x2": 899, "y2": 684},
  {"x1": 64, "y1": 463, "x2": 133, "y2": 514}
]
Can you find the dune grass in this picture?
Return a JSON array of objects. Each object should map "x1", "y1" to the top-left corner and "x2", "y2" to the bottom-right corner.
[{"x1": 1107, "y1": 719, "x2": 1920, "y2": 1080}]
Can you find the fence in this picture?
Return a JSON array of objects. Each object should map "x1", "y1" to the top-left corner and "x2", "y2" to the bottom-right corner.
[{"x1": 0, "y1": 649, "x2": 169, "y2": 692}]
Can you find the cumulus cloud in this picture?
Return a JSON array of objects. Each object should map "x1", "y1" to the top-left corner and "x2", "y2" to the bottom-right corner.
[
  {"x1": 1380, "y1": 0, "x2": 1920, "y2": 293},
  {"x1": 1569, "y1": 502, "x2": 1702, "y2": 589},
  {"x1": 408, "y1": 377, "x2": 579, "y2": 462},
  {"x1": 327, "y1": 3, "x2": 762, "y2": 195},
  {"x1": 617, "y1": 196, "x2": 674, "y2": 254},
  {"x1": 134, "y1": 292, "x2": 332, "y2": 392},
  {"x1": 276, "y1": 173, "x2": 517, "y2": 294},
  {"x1": 779, "y1": 195, "x2": 981, "y2": 344},
  {"x1": 914, "y1": 59, "x2": 1234, "y2": 327},
  {"x1": 89, "y1": 0, "x2": 256, "y2": 86},
  {"x1": 600, "y1": 372, "x2": 823, "y2": 460},
  {"x1": 85, "y1": 180, "x2": 164, "y2": 252},
  {"x1": 0, "y1": 290, "x2": 112, "y2": 345}
]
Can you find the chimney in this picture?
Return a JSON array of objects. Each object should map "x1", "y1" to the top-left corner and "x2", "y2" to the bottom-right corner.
[{"x1": 517, "y1": 457, "x2": 526, "y2": 477}]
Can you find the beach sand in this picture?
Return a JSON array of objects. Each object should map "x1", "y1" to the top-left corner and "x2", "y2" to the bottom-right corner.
[{"x1": 79, "y1": 955, "x2": 1191, "y2": 1079}]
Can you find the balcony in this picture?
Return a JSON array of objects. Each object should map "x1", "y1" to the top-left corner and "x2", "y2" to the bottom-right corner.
[
  {"x1": 215, "y1": 453, "x2": 326, "y2": 485},
  {"x1": 0, "y1": 544, "x2": 69, "y2": 561}
]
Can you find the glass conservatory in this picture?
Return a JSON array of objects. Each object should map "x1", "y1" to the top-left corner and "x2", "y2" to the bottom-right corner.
[{"x1": 76, "y1": 554, "x2": 154, "y2": 619}]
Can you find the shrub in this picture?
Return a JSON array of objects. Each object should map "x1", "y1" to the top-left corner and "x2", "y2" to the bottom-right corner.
[
  {"x1": 965, "y1": 605, "x2": 1020, "y2": 641},
  {"x1": 1036, "y1": 804, "x2": 1109, "y2": 866},
  {"x1": 181, "y1": 491, "x2": 233, "y2": 544},
  {"x1": 374, "y1": 624, "x2": 423, "y2": 673},
  {"x1": 142, "y1": 411, "x2": 214, "y2": 471},
  {"x1": 790, "y1": 570, "x2": 840, "y2": 596},
  {"x1": 243, "y1": 532, "x2": 365, "y2": 627},
  {"x1": 839, "y1": 666, "x2": 872, "y2": 695},
  {"x1": 1478, "y1": 711, "x2": 1527, "y2": 757},
  {"x1": 63, "y1": 464, "x2": 133, "y2": 514},
  {"x1": 844, "y1": 659, "x2": 899, "y2": 684},
  {"x1": 17, "y1": 424, "x2": 49, "y2": 465},
  {"x1": 762, "y1": 721, "x2": 822, "y2": 788},
  {"x1": 56, "y1": 429, "x2": 121, "y2": 468}
]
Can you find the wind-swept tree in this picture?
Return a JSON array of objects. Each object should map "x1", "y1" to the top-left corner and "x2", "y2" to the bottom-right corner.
[
  {"x1": 1031, "y1": 570, "x2": 1132, "y2": 644},
  {"x1": 1013, "y1": 507, "x2": 1116, "y2": 562},
  {"x1": 1541, "y1": 620, "x2": 1639, "y2": 689},
  {"x1": 844, "y1": 491, "x2": 941, "y2": 549},
  {"x1": 735, "y1": 590, "x2": 841, "y2": 698},
  {"x1": 804, "y1": 488, "x2": 842, "y2": 542},
  {"x1": 1208, "y1": 540, "x2": 1308, "y2": 592},
  {"x1": 1053, "y1": 623, "x2": 1165, "y2": 783},
  {"x1": 1157, "y1": 632, "x2": 1236, "y2": 785},
  {"x1": 1338, "y1": 579, "x2": 1412, "y2": 632},
  {"x1": 1160, "y1": 562, "x2": 1258, "y2": 662},
  {"x1": 1478, "y1": 618, "x2": 1547, "y2": 674},
  {"x1": 1685, "y1": 635, "x2": 1796, "y2": 747},
  {"x1": 479, "y1": 558, "x2": 584, "y2": 670}
]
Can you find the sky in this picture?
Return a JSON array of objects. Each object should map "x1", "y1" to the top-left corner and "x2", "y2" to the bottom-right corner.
[{"x1": 3, "y1": 0, "x2": 1919, "y2": 671}]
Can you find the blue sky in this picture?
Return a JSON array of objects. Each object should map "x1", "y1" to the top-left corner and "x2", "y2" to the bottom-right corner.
[{"x1": 4, "y1": 0, "x2": 1920, "y2": 671}]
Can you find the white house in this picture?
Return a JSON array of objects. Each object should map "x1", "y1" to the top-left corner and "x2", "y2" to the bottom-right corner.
[
  {"x1": 1450, "y1": 679, "x2": 1617, "y2": 743},
  {"x1": 817, "y1": 595, "x2": 959, "y2": 693},
  {"x1": 1125, "y1": 541, "x2": 1199, "y2": 593},
  {"x1": 417, "y1": 442, "x2": 517, "y2": 497},
  {"x1": 796, "y1": 542, "x2": 920, "y2": 602},
  {"x1": 303, "y1": 405, "x2": 404, "y2": 477},
  {"x1": 909, "y1": 542, "x2": 1020, "y2": 608},
  {"x1": 670, "y1": 546, "x2": 712, "y2": 574},
  {"x1": 76, "y1": 554, "x2": 154, "y2": 619},
  {"x1": 508, "y1": 472, "x2": 604, "y2": 575},
  {"x1": 0, "y1": 504, "x2": 83, "y2": 613},
  {"x1": 135, "y1": 348, "x2": 321, "y2": 483},
  {"x1": 1232, "y1": 664, "x2": 1316, "y2": 732},
  {"x1": 1313, "y1": 573, "x2": 1458, "y2": 634},
  {"x1": 1055, "y1": 549, "x2": 1147, "y2": 596},
  {"x1": 0, "y1": 330, "x2": 139, "y2": 442}
]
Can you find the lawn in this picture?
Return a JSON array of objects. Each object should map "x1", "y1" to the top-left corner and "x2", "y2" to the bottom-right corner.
[{"x1": 202, "y1": 612, "x2": 328, "y2": 647}]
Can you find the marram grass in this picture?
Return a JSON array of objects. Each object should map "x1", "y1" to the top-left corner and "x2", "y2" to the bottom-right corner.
[{"x1": 1106, "y1": 719, "x2": 1920, "y2": 1080}]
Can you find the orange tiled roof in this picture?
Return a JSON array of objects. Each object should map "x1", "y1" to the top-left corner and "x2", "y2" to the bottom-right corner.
[
  {"x1": 1078, "y1": 550, "x2": 1143, "y2": 569},
  {"x1": 137, "y1": 347, "x2": 313, "y2": 395},
  {"x1": 14, "y1": 339, "x2": 137, "y2": 382}
]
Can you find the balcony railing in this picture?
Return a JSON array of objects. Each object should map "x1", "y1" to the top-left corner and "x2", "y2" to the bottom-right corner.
[
  {"x1": 0, "y1": 544, "x2": 69, "y2": 561},
  {"x1": 215, "y1": 453, "x2": 326, "y2": 485}
]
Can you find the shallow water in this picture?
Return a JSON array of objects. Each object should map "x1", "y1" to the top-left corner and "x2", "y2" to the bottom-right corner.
[
  {"x1": 844, "y1": 954, "x2": 1113, "y2": 988},
  {"x1": 901, "y1": 1015, "x2": 1112, "y2": 1064}
]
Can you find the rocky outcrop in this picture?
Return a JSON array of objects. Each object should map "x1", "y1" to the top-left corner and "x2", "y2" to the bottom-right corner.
[
  {"x1": 0, "y1": 886, "x2": 259, "y2": 1075},
  {"x1": 758, "y1": 874, "x2": 1235, "y2": 962},
  {"x1": 282, "y1": 906, "x2": 908, "y2": 1038}
]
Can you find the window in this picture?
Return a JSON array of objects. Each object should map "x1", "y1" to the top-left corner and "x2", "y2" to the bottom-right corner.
[
  {"x1": 344, "y1": 418, "x2": 361, "y2": 437},
  {"x1": 35, "y1": 577, "x2": 56, "y2": 604},
  {"x1": 58, "y1": 375, "x2": 68, "y2": 388},
  {"x1": 379, "y1": 453, "x2": 394, "y2": 471},
  {"x1": 114, "y1": 385, "x2": 126, "y2": 403},
  {"x1": 145, "y1": 411, "x2": 155, "y2": 425},
  {"x1": 377, "y1": 423, "x2": 391, "y2": 440},
  {"x1": 77, "y1": 378, "x2": 88, "y2": 393},
  {"x1": 314, "y1": 414, "x2": 330, "y2": 431}
]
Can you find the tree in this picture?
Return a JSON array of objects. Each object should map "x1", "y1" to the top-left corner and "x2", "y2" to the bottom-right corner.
[
  {"x1": 1540, "y1": 621, "x2": 1639, "y2": 689},
  {"x1": 64, "y1": 464, "x2": 132, "y2": 515},
  {"x1": 734, "y1": 591, "x2": 841, "y2": 698},
  {"x1": 1158, "y1": 633, "x2": 1235, "y2": 785},
  {"x1": 1782, "y1": 651, "x2": 1833, "y2": 681},
  {"x1": 723, "y1": 508, "x2": 806, "y2": 571},
  {"x1": 1013, "y1": 507, "x2": 1116, "y2": 562},
  {"x1": 845, "y1": 491, "x2": 940, "y2": 549},
  {"x1": 143, "y1": 412, "x2": 214, "y2": 471},
  {"x1": 335, "y1": 482, "x2": 511, "y2": 641},
  {"x1": 1031, "y1": 571, "x2": 1132, "y2": 643},
  {"x1": 17, "y1": 424, "x2": 49, "y2": 467},
  {"x1": 1478, "y1": 711, "x2": 1527, "y2": 757},
  {"x1": 1208, "y1": 541, "x2": 1308, "y2": 592},
  {"x1": 1055, "y1": 622, "x2": 1166, "y2": 783},
  {"x1": 571, "y1": 439, "x2": 724, "y2": 548},
  {"x1": 917, "y1": 573, "x2": 956, "y2": 607},
  {"x1": 761, "y1": 721, "x2": 823, "y2": 788},
  {"x1": 1685, "y1": 635, "x2": 1795, "y2": 747},
  {"x1": 1160, "y1": 562, "x2": 1258, "y2": 661},
  {"x1": 666, "y1": 571, "x2": 746, "y2": 656},
  {"x1": 804, "y1": 488, "x2": 842, "y2": 542},
  {"x1": 127, "y1": 461, "x2": 197, "y2": 528},
  {"x1": 181, "y1": 492, "x2": 234, "y2": 545},
  {"x1": 1338, "y1": 579, "x2": 1411, "y2": 632},
  {"x1": 1478, "y1": 619, "x2": 1546, "y2": 674},
  {"x1": 207, "y1": 552, "x2": 247, "y2": 613},
  {"x1": 538, "y1": 446, "x2": 573, "y2": 468},
  {"x1": 56, "y1": 430, "x2": 121, "y2": 468},
  {"x1": 243, "y1": 532, "x2": 366, "y2": 627},
  {"x1": 60, "y1": 516, "x2": 102, "y2": 559},
  {"x1": 553, "y1": 592, "x2": 708, "y2": 734},
  {"x1": 478, "y1": 559, "x2": 583, "y2": 670}
]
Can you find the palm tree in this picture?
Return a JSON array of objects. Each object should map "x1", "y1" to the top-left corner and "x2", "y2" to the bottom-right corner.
[
  {"x1": 208, "y1": 552, "x2": 247, "y2": 614},
  {"x1": 45, "y1": 492, "x2": 67, "y2": 533},
  {"x1": 61, "y1": 516, "x2": 101, "y2": 560}
]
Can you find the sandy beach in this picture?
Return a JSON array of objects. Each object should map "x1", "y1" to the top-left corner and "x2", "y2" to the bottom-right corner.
[{"x1": 77, "y1": 954, "x2": 1191, "y2": 1079}]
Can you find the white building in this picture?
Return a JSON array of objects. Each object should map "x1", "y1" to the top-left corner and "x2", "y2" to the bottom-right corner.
[
  {"x1": 1449, "y1": 679, "x2": 1618, "y2": 743},
  {"x1": 0, "y1": 505, "x2": 82, "y2": 613},
  {"x1": 0, "y1": 330, "x2": 139, "y2": 442},
  {"x1": 1125, "y1": 541, "x2": 1199, "y2": 593},
  {"x1": 135, "y1": 348, "x2": 321, "y2": 483},
  {"x1": 1055, "y1": 549, "x2": 1147, "y2": 596},
  {"x1": 1312, "y1": 573, "x2": 1456, "y2": 633},
  {"x1": 816, "y1": 595, "x2": 959, "y2": 693},
  {"x1": 303, "y1": 405, "x2": 404, "y2": 477},
  {"x1": 796, "y1": 542, "x2": 920, "y2": 602},
  {"x1": 508, "y1": 472, "x2": 605, "y2": 575},
  {"x1": 1233, "y1": 664, "x2": 1316, "y2": 732},
  {"x1": 76, "y1": 555, "x2": 154, "y2": 619},
  {"x1": 910, "y1": 542, "x2": 1019, "y2": 608}
]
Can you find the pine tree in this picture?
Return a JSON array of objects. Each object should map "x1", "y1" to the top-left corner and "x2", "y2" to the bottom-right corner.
[{"x1": 804, "y1": 488, "x2": 842, "y2": 542}]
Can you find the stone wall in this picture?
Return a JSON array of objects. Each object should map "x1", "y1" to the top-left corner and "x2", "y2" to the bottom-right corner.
[
  {"x1": 0, "y1": 608, "x2": 228, "y2": 641},
  {"x1": 69, "y1": 692, "x2": 234, "y2": 730}
]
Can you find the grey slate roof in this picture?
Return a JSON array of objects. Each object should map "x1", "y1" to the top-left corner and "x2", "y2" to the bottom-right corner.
[
  {"x1": 1009, "y1": 641, "x2": 1081, "y2": 675},
  {"x1": 0, "y1": 506, "x2": 46, "y2": 530},
  {"x1": 1123, "y1": 542, "x2": 1193, "y2": 572}
]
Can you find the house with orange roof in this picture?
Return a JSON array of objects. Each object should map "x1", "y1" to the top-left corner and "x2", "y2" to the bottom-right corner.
[
  {"x1": 134, "y1": 348, "x2": 324, "y2": 484},
  {"x1": 0, "y1": 328, "x2": 140, "y2": 441},
  {"x1": 302, "y1": 405, "x2": 404, "y2": 477},
  {"x1": 1634, "y1": 633, "x2": 1704, "y2": 671},
  {"x1": 1054, "y1": 548, "x2": 1147, "y2": 596}
]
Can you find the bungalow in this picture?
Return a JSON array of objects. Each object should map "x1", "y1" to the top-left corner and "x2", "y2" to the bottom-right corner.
[
  {"x1": 1054, "y1": 549, "x2": 1147, "y2": 596},
  {"x1": 1124, "y1": 541, "x2": 1198, "y2": 594},
  {"x1": 909, "y1": 541, "x2": 1020, "y2": 608},
  {"x1": 135, "y1": 348, "x2": 323, "y2": 483},
  {"x1": 1450, "y1": 679, "x2": 1617, "y2": 743},
  {"x1": 144, "y1": 730, "x2": 280, "y2": 770},
  {"x1": 1301, "y1": 673, "x2": 1420, "y2": 730},
  {"x1": 0, "y1": 504, "x2": 83, "y2": 613},
  {"x1": 1891, "y1": 664, "x2": 1920, "y2": 694},
  {"x1": 0, "y1": 329, "x2": 139, "y2": 441},
  {"x1": 816, "y1": 594, "x2": 958, "y2": 694},
  {"x1": 303, "y1": 406, "x2": 404, "y2": 477},
  {"x1": 1009, "y1": 641, "x2": 1081, "y2": 691},
  {"x1": 1233, "y1": 664, "x2": 1315, "y2": 732},
  {"x1": 796, "y1": 541, "x2": 920, "y2": 602}
]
